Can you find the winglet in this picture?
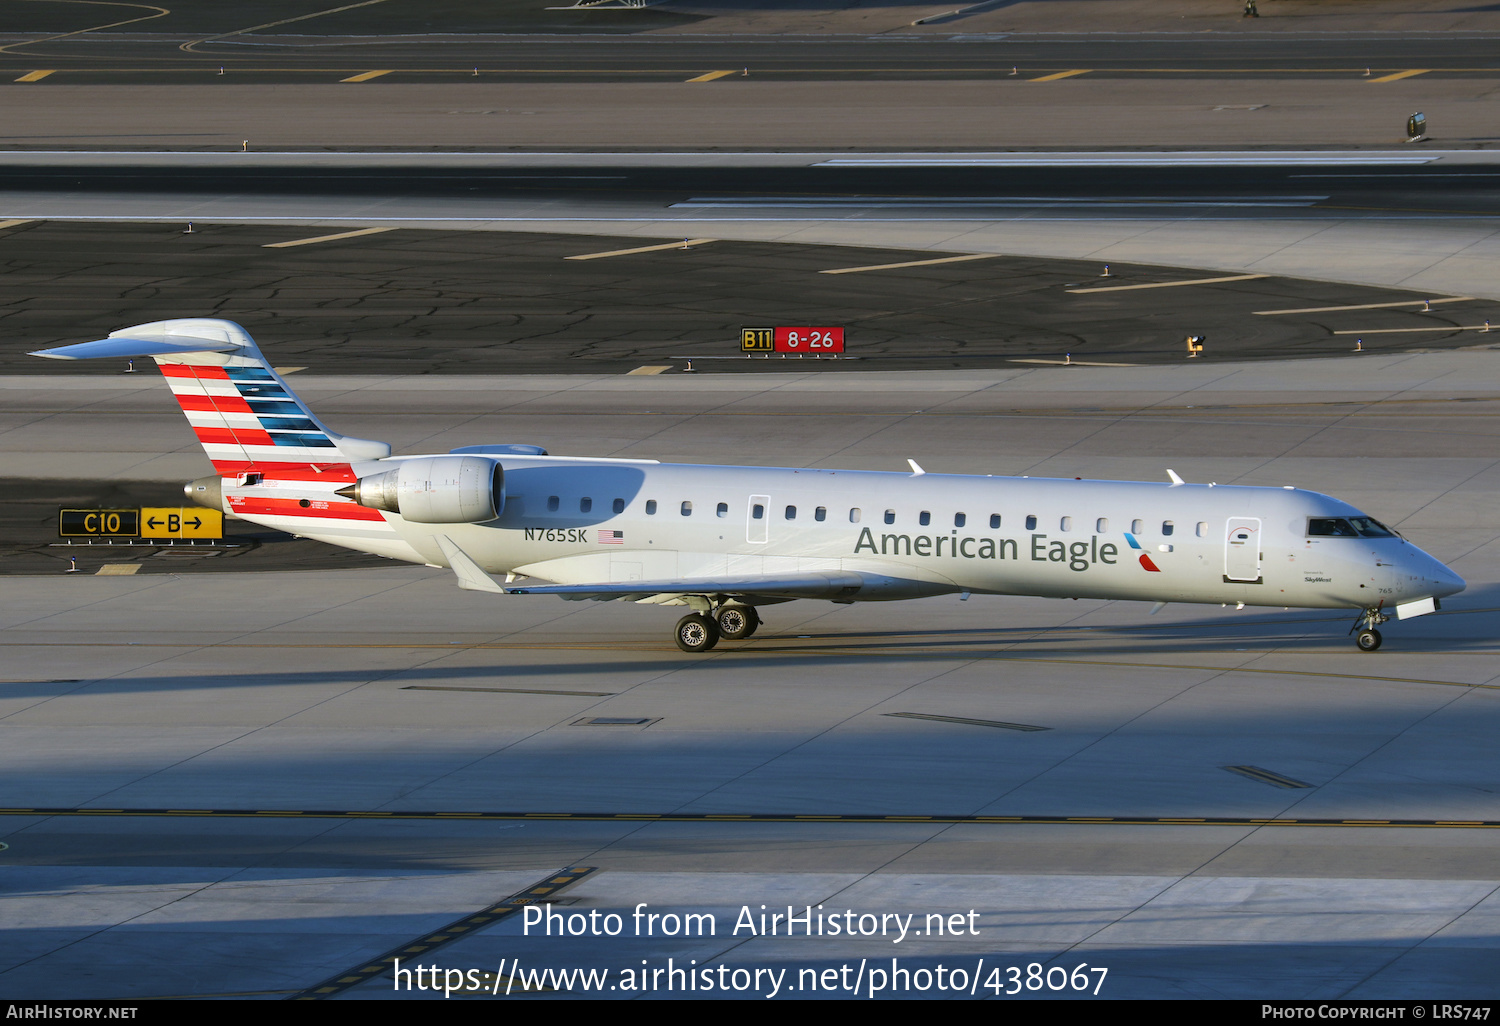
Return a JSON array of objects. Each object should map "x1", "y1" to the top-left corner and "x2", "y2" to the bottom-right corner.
[
  {"x1": 1166, "y1": 469, "x2": 1185, "y2": 487},
  {"x1": 908, "y1": 459, "x2": 926, "y2": 476},
  {"x1": 435, "y1": 535, "x2": 506, "y2": 594}
]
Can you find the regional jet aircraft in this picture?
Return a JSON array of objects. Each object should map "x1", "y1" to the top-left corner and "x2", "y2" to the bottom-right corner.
[{"x1": 34, "y1": 319, "x2": 1465, "y2": 652}]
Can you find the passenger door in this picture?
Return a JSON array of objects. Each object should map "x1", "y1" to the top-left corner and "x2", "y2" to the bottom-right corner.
[{"x1": 1224, "y1": 517, "x2": 1263, "y2": 583}]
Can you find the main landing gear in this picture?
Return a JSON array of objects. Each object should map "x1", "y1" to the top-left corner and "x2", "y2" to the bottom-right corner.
[
  {"x1": 1351, "y1": 603, "x2": 1390, "y2": 652},
  {"x1": 674, "y1": 604, "x2": 761, "y2": 652}
]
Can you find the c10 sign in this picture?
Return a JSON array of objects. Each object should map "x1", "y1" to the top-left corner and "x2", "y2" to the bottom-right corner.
[{"x1": 741, "y1": 327, "x2": 845, "y2": 353}]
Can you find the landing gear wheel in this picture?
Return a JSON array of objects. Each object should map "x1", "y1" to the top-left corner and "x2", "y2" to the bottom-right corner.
[
  {"x1": 1356, "y1": 628, "x2": 1383, "y2": 652},
  {"x1": 675, "y1": 613, "x2": 720, "y2": 652},
  {"x1": 716, "y1": 605, "x2": 760, "y2": 640}
]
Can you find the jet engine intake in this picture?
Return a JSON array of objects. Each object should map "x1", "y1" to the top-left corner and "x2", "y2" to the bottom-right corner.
[{"x1": 338, "y1": 455, "x2": 502, "y2": 523}]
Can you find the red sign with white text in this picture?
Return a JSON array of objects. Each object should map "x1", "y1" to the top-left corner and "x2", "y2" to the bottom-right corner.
[{"x1": 774, "y1": 327, "x2": 844, "y2": 353}]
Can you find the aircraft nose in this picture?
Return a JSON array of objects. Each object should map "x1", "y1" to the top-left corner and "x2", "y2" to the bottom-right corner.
[{"x1": 1412, "y1": 550, "x2": 1465, "y2": 598}]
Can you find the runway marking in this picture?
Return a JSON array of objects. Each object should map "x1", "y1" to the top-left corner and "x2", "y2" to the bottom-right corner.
[
  {"x1": 1030, "y1": 69, "x2": 1090, "y2": 82},
  {"x1": 1369, "y1": 69, "x2": 1430, "y2": 83},
  {"x1": 0, "y1": 219, "x2": 34, "y2": 230},
  {"x1": 885, "y1": 711, "x2": 1049, "y2": 732},
  {"x1": 14, "y1": 71, "x2": 54, "y2": 82},
  {"x1": 262, "y1": 227, "x2": 397, "y2": 249},
  {"x1": 1009, "y1": 358, "x2": 1137, "y2": 367},
  {"x1": 626, "y1": 365, "x2": 672, "y2": 375},
  {"x1": 94, "y1": 564, "x2": 139, "y2": 576},
  {"x1": 1255, "y1": 297, "x2": 1476, "y2": 315},
  {"x1": 820, "y1": 253, "x2": 997, "y2": 275},
  {"x1": 291, "y1": 866, "x2": 595, "y2": 1000},
  {"x1": 181, "y1": 0, "x2": 393, "y2": 53},
  {"x1": 1225, "y1": 765, "x2": 1312, "y2": 789},
  {"x1": 565, "y1": 238, "x2": 716, "y2": 260},
  {"x1": 403, "y1": 685, "x2": 615, "y2": 697},
  {"x1": 340, "y1": 70, "x2": 393, "y2": 83},
  {"x1": 685, "y1": 70, "x2": 737, "y2": 83},
  {"x1": 1067, "y1": 274, "x2": 1269, "y2": 294},
  {"x1": 1, "y1": 808, "x2": 1495, "y2": 829},
  {"x1": 1333, "y1": 325, "x2": 1496, "y2": 335}
]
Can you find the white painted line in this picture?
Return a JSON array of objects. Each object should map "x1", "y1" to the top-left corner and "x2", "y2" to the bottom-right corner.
[
  {"x1": 565, "y1": 238, "x2": 716, "y2": 261},
  {"x1": 1068, "y1": 274, "x2": 1268, "y2": 294},
  {"x1": 1333, "y1": 326, "x2": 1495, "y2": 335},
  {"x1": 262, "y1": 227, "x2": 397, "y2": 248},
  {"x1": 0, "y1": 219, "x2": 35, "y2": 229},
  {"x1": 625, "y1": 365, "x2": 672, "y2": 375},
  {"x1": 821, "y1": 253, "x2": 998, "y2": 275},
  {"x1": 673, "y1": 197, "x2": 1325, "y2": 209},
  {"x1": 1255, "y1": 298, "x2": 1475, "y2": 315},
  {"x1": 817, "y1": 156, "x2": 1437, "y2": 168},
  {"x1": 1009, "y1": 358, "x2": 1137, "y2": 367}
]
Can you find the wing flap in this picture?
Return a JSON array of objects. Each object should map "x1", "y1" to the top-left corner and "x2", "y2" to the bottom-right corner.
[{"x1": 507, "y1": 571, "x2": 868, "y2": 602}]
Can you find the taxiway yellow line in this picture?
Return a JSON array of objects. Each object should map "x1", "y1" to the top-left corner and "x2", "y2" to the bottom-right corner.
[
  {"x1": 1255, "y1": 297, "x2": 1475, "y2": 315},
  {"x1": 686, "y1": 69, "x2": 737, "y2": 82},
  {"x1": 0, "y1": 219, "x2": 34, "y2": 229},
  {"x1": 1068, "y1": 274, "x2": 1268, "y2": 294},
  {"x1": 14, "y1": 70, "x2": 54, "y2": 82},
  {"x1": 340, "y1": 70, "x2": 392, "y2": 83},
  {"x1": 1369, "y1": 69, "x2": 1430, "y2": 83},
  {"x1": 820, "y1": 253, "x2": 997, "y2": 275},
  {"x1": 626, "y1": 365, "x2": 672, "y2": 375},
  {"x1": 262, "y1": 227, "x2": 396, "y2": 248},
  {"x1": 565, "y1": 238, "x2": 716, "y2": 260},
  {"x1": 1030, "y1": 69, "x2": 1090, "y2": 82}
]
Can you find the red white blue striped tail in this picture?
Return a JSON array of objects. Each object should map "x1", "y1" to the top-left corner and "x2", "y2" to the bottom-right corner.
[{"x1": 30, "y1": 318, "x2": 390, "y2": 475}]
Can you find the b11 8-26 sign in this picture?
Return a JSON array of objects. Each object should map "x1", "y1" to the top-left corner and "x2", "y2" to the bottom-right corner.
[{"x1": 741, "y1": 327, "x2": 844, "y2": 353}]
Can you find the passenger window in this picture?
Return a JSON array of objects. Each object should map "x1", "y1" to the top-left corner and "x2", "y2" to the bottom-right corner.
[
  {"x1": 954, "y1": 513, "x2": 966, "y2": 528},
  {"x1": 849, "y1": 508, "x2": 861, "y2": 523},
  {"x1": 681, "y1": 501, "x2": 692, "y2": 516},
  {"x1": 717, "y1": 502, "x2": 728, "y2": 518},
  {"x1": 1097, "y1": 518, "x2": 1108, "y2": 533},
  {"x1": 989, "y1": 514, "x2": 1001, "y2": 529},
  {"x1": 612, "y1": 498, "x2": 625, "y2": 514},
  {"x1": 645, "y1": 500, "x2": 657, "y2": 515},
  {"x1": 884, "y1": 510, "x2": 896, "y2": 525},
  {"x1": 547, "y1": 495, "x2": 560, "y2": 512},
  {"x1": 1131, "y1": 519, "x2": 1143, "y2": 534},
  {"x1": 919, "y1": 511, "x2": 931, "y2": 527},
  {"x1": 1162, "y1": 521, "x2": 1174, "y2": 536},
  {"x1": 753, "y1": 504, "x2": 765, "y2": 520},
  {"x1": 785, "y1": 505, "x2": 796, "y2": 520},
  {"x1": 580, "y1": 497, "x2": 592, "y2": 513},
  {"x1": 815, "y1": 507, "x2": 827, "y2": 522},
  {"x1": 1025, "y1": 515, "x2": 1037, "y2": 530},
  {"x1": 1196, "y1": 522, "x2": 1207, "y2": 538},
  {"x1": 1060, "y1": 516, "x2": 1072, "y2": 532}
]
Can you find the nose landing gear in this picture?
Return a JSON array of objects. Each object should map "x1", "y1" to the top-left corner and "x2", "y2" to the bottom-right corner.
[{"x1": 1350, "y1": 602, "x2": 1389, "y2": 652}]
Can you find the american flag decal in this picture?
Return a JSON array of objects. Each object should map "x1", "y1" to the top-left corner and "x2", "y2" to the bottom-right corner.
[{"x1": 599, "y1": 529, "x2": 624, "y2": 545}]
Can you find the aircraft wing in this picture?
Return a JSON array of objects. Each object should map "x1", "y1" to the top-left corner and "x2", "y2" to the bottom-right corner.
[{"x1": 506, "y1": 571, "x2": 867, "y2": 603}]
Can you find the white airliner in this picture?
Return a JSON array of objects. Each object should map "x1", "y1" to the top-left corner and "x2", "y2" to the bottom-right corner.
[{"x1": 34, "y1": 319, "x2": 1464, "y2": 652}]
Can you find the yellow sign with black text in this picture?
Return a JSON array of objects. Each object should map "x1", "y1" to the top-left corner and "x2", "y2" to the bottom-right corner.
[{"x1": 139, "y1": 507, "x2": 223, "y2": 540}]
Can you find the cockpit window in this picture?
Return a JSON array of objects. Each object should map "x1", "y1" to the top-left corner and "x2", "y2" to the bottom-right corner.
[
  {"x1": 1308, "y1": 517, "x2": 1397, "y2": 538},
  {"x1": 1348, "y1": 517, "x2": 1396, "y2": 537}
]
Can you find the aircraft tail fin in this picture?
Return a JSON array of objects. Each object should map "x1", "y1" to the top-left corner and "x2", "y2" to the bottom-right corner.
[{"x1": 31, "y1": 319, "x2": 390, "y2": 475}]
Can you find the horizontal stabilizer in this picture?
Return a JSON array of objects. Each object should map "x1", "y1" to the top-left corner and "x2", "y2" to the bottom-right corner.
[{"x1": 30, "y1": 336, "x2": 240, "y2": 361}]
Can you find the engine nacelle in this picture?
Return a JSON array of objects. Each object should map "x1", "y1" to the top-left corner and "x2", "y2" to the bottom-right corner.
[{"x1": 338, "y1": 456, "x2": 502, "y2": 523}]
